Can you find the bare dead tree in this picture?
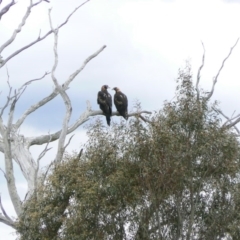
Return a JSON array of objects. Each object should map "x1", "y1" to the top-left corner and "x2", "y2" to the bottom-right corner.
[
  {"x1": 0, "y1": 0, "x2": 151, "y2": 230},
  {"x1": 196, "y1": 38, "x2": 240, "y2": 134}
]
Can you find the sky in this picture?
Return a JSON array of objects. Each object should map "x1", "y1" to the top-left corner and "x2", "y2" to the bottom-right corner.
[{"x1": 1, "y1": 0, "x2": 240, "y2": 238}]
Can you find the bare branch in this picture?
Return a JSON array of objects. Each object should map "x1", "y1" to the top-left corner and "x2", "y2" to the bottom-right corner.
[
  {"x1": 35, "y1": 135, "x2": 52, "y2": 189},
  {"x1": 64, "y1": 134, "x2": 75, "y2": 151},
  {"x1": 225, "y1": 117, "x2": 240, "y2": 131},
  {"x1": 0, "y1": 0, "x2": 42, "y2": 56},
  {"x1": 1, "y1": 71, "x2": 49, "y2": 121},
  {"x1": 205, "y1": 38, "x2": 239, "y2": 101},
  {"x1": 0, "y1": 195, "x2": 12, "y2": 222},
  {"x1": 0, "y1": 167, "x2": 6, "y2": 179},
  {"x1": 0, "y1": 214, "x2": 16, "y2": 228},
  {"x1": 14, "y1": 45, "x2": 106, "y2": 129},
  {"x1": 196, "y1": 42, "x2": 205, "y2": 100},
  {"x1": 65, "y1": 45, "x2": 106, "y2": 87},
  {"x1": 1, "y1": 113, "x2": 22, "y2": 216},
  {"x1": 0, "y1": 78, "x2": 13, "y2": 117},
  {"x1": 41, "y1": 161, "x2": 54, "y2": 183},
  {"x1": 0, "y1": 0, "x2": 16, "y2": 20},
  {"x1": 138, "y1": 114, "x2": 153, "y2": 124},
  {"x1": 213, "y1": 107, "x2": 240, "y2": 134},
  {"x1": 49, "y1": 9, "x2": 73, "y2": 162},
  {"x1": 18, "y1": 71, "x2": 50, "y2": 92},
  {"x1": 28, "y1": 109, "x2": 152, "y2": 146},
  {"x1": 0, "y1": 0, "x2": 90, "y2": 67}
]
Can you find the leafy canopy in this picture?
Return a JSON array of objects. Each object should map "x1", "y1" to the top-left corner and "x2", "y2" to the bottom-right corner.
[{"x1": 17, "y1": 64, "x2": 240, "y2": 239}]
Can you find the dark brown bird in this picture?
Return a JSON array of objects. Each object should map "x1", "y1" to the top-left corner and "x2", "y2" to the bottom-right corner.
[
  {"x1": 113, "y1": 87, "x2": 128, "y2": 120},
  {"x1": 97, "y1": 85, "x2": 112, "y2": 126}
]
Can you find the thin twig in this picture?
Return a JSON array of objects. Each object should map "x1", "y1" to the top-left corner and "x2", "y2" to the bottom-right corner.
[
  {"x1": 0, "y1": 167, "x2": 6, "y2": 179},
  {"x1": 196, "y1": 42, "x2": 205, "y2": 100},
  {"x1": 213, "y1": 107, "x2": 240, "y2": 134},
  {"x1": 64, "y1": 134, "x2": 75, "y2": 151},
  {"x1": 0, "y1": 195, "x2": 12, "y2": 221},
  {"x1": 35, "y1": 135, "x2": 52, "y2": 189},
  {"x1": 139, "y1": 114, "x2": 154, "y2": 124}
]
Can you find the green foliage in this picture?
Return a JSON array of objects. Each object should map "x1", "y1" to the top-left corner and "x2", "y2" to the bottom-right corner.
[{"x1": 17, "y1": 64, "x2": 240, "y2": 239}]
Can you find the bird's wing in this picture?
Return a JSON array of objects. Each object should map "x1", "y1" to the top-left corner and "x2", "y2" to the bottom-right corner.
[
  {"x1": 115, "y1": 93, "x2": 127, "y2": 106},
  {"x1": 106, "y1": 92, "x2": 112, "y2": 107},
  {"x1": 97, "y1": 91, "x2": 107, "y2": 105}
]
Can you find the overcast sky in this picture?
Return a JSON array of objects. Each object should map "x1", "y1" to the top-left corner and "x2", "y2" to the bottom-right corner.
[{"x1": 1, "y1": 0, "x2": 240, "y2": 238}]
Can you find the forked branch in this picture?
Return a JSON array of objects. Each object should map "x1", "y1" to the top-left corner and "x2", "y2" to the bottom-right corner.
[
  {"x1": 0, "y1": 0, "x2": 43, "y2": 56},
  {"x1": 14, "y1": 45, "x2": 106, "y2": 130},
  {"x1": 49, "y1": 9, "x2": 73, "y2": 162},
  {"x1": 213, "y1": 107, "x2": 240, "y2": 134},
  {"x1": 0, "y1": 0, "x2": 90, "y2": 67}
]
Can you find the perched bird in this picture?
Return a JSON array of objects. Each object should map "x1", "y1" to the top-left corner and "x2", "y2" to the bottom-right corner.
[
  {"x1": 97, "y1": 85, "x2": 112, "y2": 126},
  {"x1": 113, "y1": 87, "x2": 128, "y2": 120}
]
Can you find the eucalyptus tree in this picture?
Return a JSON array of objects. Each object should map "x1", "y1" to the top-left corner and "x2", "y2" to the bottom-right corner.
[
  {"x1": 17, "y1": 61, "x2": 240, "y2": 239},
  {"x1": 0, "y1": 0, "x2": 150, "y2": 231}
]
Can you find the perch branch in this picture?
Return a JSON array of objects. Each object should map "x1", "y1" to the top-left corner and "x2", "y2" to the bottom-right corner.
[
  {"x1": 205, "y1": 38, "x2": 239, "y2": 101},
  {"x1": 28, "y1": 109, "x2": 152, "y2": 146}
]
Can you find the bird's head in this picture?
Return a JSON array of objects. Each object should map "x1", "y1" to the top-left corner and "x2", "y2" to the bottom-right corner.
[
  {"x1": 113, "y1": 87, "x2": 120, "y2": 92},
  {"x1": 101, "y1": 85, "x2": 110, "y2": 91}
]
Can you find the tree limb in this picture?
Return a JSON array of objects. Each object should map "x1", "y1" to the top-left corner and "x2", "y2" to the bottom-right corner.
[
  {"x1": 213, "y1": 107, "x2": 240, "y2": 133},
  {"x1": 205, "y1": 38, "x2": 239, "y2": 101},
  {"x1": 0, "y1": 0, "x2": 16, "y2": 20},
  {"x1": 0, "y1": 78, "x2": 13, "y2": 117},
  {"x1": 27, "y1": 109, "x2": 152, "y2": 146},
  {"x1": 0, "y1": 195, "x2": 12, "y2": 222},
  {"x1": 0, "y1": 0, "x2": 90, "y2": 67},
  {"x1": 34, "y1": 135, "x2": 52, "y2": 190},
  {"x1": 0, "y1": 214, "x2": 16, "y2": 228},
  {"x1": 196, "y1": 42, "x2": 205, "y2": 101},
  {"x1": 14, "y1": 45, "x2": 106, "y2": 130},
  {"x1": 49, "y1": 9, "x2": 73, "y2": 162},
  {"x1": 0, "y1": 0, "x2": 42, "y2": 56}
]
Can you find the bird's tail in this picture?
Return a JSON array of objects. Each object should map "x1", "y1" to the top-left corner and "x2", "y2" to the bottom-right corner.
[
  {"x1": 124, "y1": 111, "x2": 128, "y2": 120},
  {"x1": 106, "y1": 115, "x2": 111, "y2": 126}
]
